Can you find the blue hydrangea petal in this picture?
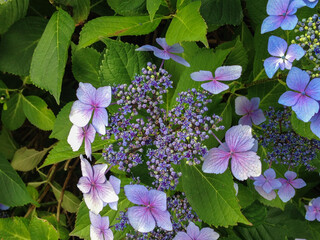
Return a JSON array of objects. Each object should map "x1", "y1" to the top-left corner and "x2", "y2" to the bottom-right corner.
[
  {"x1": 291, "y1": 178, "x2": 306, "y2": 189},
  {"x1": 264, "y1": 57, "x2": 282, "y2": 78},
  {"x1": 306, "y1": 206, "x2": 316, "y2": 221},
  {"x1": 124, "y1": 184, "x2": 149, "y2": 205},
  {"x1": 288, "y1": 0, "x2": 306, "y2": 13},
  {"x1": 239, "y1": 115, "x2": 252, "y2": 126},
  {"x1": 286, "y1": 44, "x2": 306, "y2": 62},
  {"x1": 214, "y1": 65, "x2": 242, "y2": 81},
  {"x1": 169, "y1": 53, "x2": 190, "y2": 67},
  {"x1": 264, "y1": 168, "x2": 276, "y2": 179},
  {"x1": 292, "y1": 95, "x2": 319, "y2": 122},
  {"x1": 251, "y1": 109, "x2": 266, "y2": 125},
  {"x1": 156, "y1": 38, "x2": 170, "y2": 51},
  {"x1": 267, "y1": 0, "x2": 289, "y2": 15},
  {"x1": 200, "y1": 81, "x2": 229, "y2": 94},
  {"x1": 262, "y1": 181, "x2": 274, "y2": 194},
  {"x1": 153, "y1": 48, "x2": 171, "y2": 60},
  {"x1": 148, "y1": 190, "x2": 167, "y2": 211},
  {"x1": 269, "y1": 178, "x2": 282, "y2": 190},
  {"x1": 225, "y1": 125, "x2": 254, "y2": 152},
  {"x1": 251, "y1": 97, "x2": 260, "y2": 110},
  {"x1": 278, "y1": 182, "x2": 295, "y2": 202},
  {"x1": 261, "y1": 15, "x2": 283, "y2": 34},
  {"x1": 310, "y1": 111, "x2": 320, "y2": 138},
  {"x1": 136, "y1": 45, "x2": 159, "y2": 52},
  {"x1": 197, "y1": 227, "x2": 220, "y2": 240},
  {"x1": 150, "y1": 208, "x2": 172, "y2": 231},
  {"x1": 186, "y1": 222, "x2": 200, "y2": 239},
  {"x1": 286, "y1": 67, "x2": 310, "y2": 92},
  {"x1": 253, "y1": 175, "x2": 266, "y2": 187},
  {"x1": 281, "y1": 15, "x2": 298, "y2": 30},
  {"x1": 268, "y1": 36, "x2": 287, "y2": 57},
  {"x1": 305, "y1": 78, "x2": 320, "y2": 100},
  {"x1": 278, "y1": 91, "x2": 301, "y2": 107},
  {"x1": 127, "y1": 206, "x2": 156, "y2": 233},
  {"x1": 173, "y1": 232, "x2": 192, "y2": 240},
  {"x1": 235, "y1": 96, "x2": 251, "y2": 115},
  {"x1": 303, "y1": 0, "x2": 318, "y2": 8},
  {"x1": 284, "y1": 170, "x2": 297, "y2": 180},
  {"x1": 167, "y1": 43, "x2": 184, "y2": 53}
]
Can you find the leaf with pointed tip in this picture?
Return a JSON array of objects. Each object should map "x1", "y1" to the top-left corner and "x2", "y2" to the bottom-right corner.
[
  {"x1": 50, "y1": 182, "x2": 80, "y2": 213},
  {"x1": 0, "y1": 217, "x2": 30, "y2": 240},
  {"x1": 29, "y1": 217, "x2": 59, "y2": 240},
  {"x1": 147, "y1": 0, "x2": 162, "y2": 21},
  {"x1": 1, "y1": 93, "x2": 26, "y2": 130},
  {"x1": 50, "y1": 102, "x2": 73, "y2": 140}
]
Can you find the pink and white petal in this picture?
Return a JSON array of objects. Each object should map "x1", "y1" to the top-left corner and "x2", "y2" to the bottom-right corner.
[
  {"x1": 67, "y1": 125, "x2": 84, "y2": 151},
  {"x1": 268, "y1": 36, "x2": 287, "y2": 57},
  {"x1": 278, "y1": 183, "x2": 295, "y2": 202},
  {"x1": 284, "y1": 60, "x2": 292, "y2": 70},
  {"x1": 169, "y1": 53, "x2": 190, "y2": 67},
  {"x1": 109, "y1": 176, "x2": 121, "y2": 194},
  {"x1": 280, "y1": 15, "x2": 298, "y2": 30},
  {"x1": 69, "y1": 101, "x2": 93, "y2": 127},
  {"x1": 250, "y1": 97, "x2": 261, "y2": 110},
  {"x1": 92, "y1": 108, "x2": 109, "y2": 135},
  {"x1": 84, "y1": 189, "x2": 104, "y2": 214},
  {"x1": 136, "y1": 45, "x2": 159, "y2": 52},
  {"x1": 310, "y1": 111, "x2": 320, "y2": 138},
  {"x1": 151, "y1": 208, "x2": 172, "y2": 231},
  {"x1": 167, "y1": 43, "x2": 184, "y2": 53},
  {"x1": 201, "y1": 81, "x2": 229, "y2": 95},
  {"x1": 80, "y1": 156, "x2": 93, "y2": 178},
  {"x1": 239, "y1": 115, "x2": 252, "y2": 126},
  {"x1": 90, "y1": 225, "x2": 103, "y2": 240},
  {"x1": 266, "y1": 0, "x2": 289, "y2": 15},
  {"x1": 85, "y1": 124, "x2": 96, "y2": 143},
  {"x1": 124, "y1": 185, "x2": 149, "y2": 206},
  {"x1": 148, "y1": 190, "x2": 167, "y2": 211},
  {"x1": 92, "y1": 164, "x2": 108, "y2": 184},
  {"x1": 235, "y1": 96, "x2": 251, "y2": 115},
  {"x1": 286, "y1": 44, "x2": 305, "y2": 62},
  {"x1": 292, "y1": 95, "x2": 319, "y2": 122},
  {"x1": 95, "y1": 86, "x2": 112, "y2": 108},
  {"x1": 231, "y1": 151, "x2": 261, "y2": 181},
  {"x1": 225, "y1": 125, "x2": 254, "y2": 152},
  {"x1": 190, "y1": 71, "x2": 214, "y2": 81},
  {"x1": 251, "y1": 109, "x2": 266, "y2": 125},
  {"x1": 255, "y1": 186, "x2": 277, "y2": 200},
  {"x1": 278, "y1": 91, "x2": 301, "y2": 107},
  {"x1": 291, "y1": 178, "x2": 306, "y2": 189},
  {"x1": 202, "y1": 148, "x2": 230, "y2": 174},
  {"x1": 127, "y1": 206, "x2": 155, "y2": 233},
  {"x1": 109, "y1": 201, "x2": 118, "y2": 211},
  {"x1": 186, "y1": 222, "x2": 200, "y2": 239},
  {"x1": 214, "y1": 66, "x2": 242, "y2": 81},
  {"x1": 173, "y1": 232, "x2": 192, "y2": 240},
  {"x1": 153, "y1": 48, "x2": 170, "y2": 60},
  {"x1": 286, "y1": 67, "x2": 310, "y2": 92},
  {"x1": 261, "y1": 16, "x2": 284, "y2": 34},
  {"x1": 89, "y1": 211, "x2": 102, "y2": 229},
  {"x1": 77, "y1": 177, "x2": 92, "y2": 194},
  {"x1": 84, "y1": 137, "x2": 92, "y2": 159},
  {"x1": 96, "y1": 181, "x2": 119, "y2": 204},
  {"x1": 305, "y1": 78, "x2": 320, "y2": 100},
  {"x1": 103, "y1": 229, "x2": 113, "y2": 240},
  {"x1": 279, "y1": 61, "x2": 285, "y2": 71},
  {"x1": 77, "y1": 82, "x2": 97, "y2": 105},
  {"x1": 263, "y1": 57, "x2": 282, "y2": 78},
  {"x1": 156, "y1": 38, "x2": 170, "y2": 51},
  {"x1": 197, "y1": 228, "x2": 220, "y2": 240}
]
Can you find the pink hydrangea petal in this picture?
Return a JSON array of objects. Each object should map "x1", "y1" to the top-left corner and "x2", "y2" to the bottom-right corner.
[
  {"x1": 84, "y1": 136, "x2": 92, "y2": 159},
  {"x1": 225, "y1": 125, "x2": 254, "y2": 152},
  {"x1": 197, "y1": 227, "x2": 220, "y2": 240},
  {"x1": 262, "y1": 181, "x2": 274, "y2": 194},
  {"x1": 255, "y1": 186, "x2": 277, "y2": 200},
  {"x1": 266, "y1": 0, "x2": 289, "y2": 15},
  {"x1": 84, "y1": 188, "x2": 103, "y2": 214},
  {"x1": 90, "y1": 225, "x2": 103, "y2": 240},
  {"x1": 186, "y1": 222, "x2": 200, "y2": 239},
  {"x1": 264, "y1": 168, "x2": 276, "y2": 179},
  {"x1": 202, "y1": 148, "x2": 230, "y2": 174},
  {"x1": 77, "y1": 176, "x2": 92, "y2": 194},
  {"x1": 109, "y1": 176, "x2": 121, "y2": 195},
  {"x1": 127, "y1": 206, "x2": 155, "y2": 233},
  {"x1": 156, "y1": 38, "x2": 170, "y2": 50},
  {"x1": 235, "y1": 96, "x2": 252, "y2": 115},
  {"x1": 148, "y1": 190, "x2": 167, "y2": 211},
  {"x1": 239, "y1": 115, "x2": 252, "y2": 126},
  {"x1": 89, "y1": 211, "x2": 103, "y2": 229},
  {"x1": 291, "y1": 178, "x2": 306, "y2": 189},
  {"x1": 201, "y1": 81, "x2": 229, "y2": 95},
  {"x1": 96, "y1": 181, "x2": 119, "y2": 204},
  {"x1": 261, "y1": 15, "x2": 284, "y2": 34},
  {"x1": 80, "y1": 156, "x2": 93, "y2": 178},
  {"x1": 278, "y1": 183, "x2": 295, "y2": 202},
  {"x1": 92, "y1": 108, "x2": 109, "y2": 135},
  {"x1": 153, "y1": 48, "x2": 170, "y2": 60},
  {"x1": 150, "y1": 208, "x2": 172, "y2": 231},
  {"x1": 169, "y1": 53, "x2": 190, "y2": 67},
  {"x1": 69, "y1": 100, "x2": 93, "y2": 127},
  {"x1": 95, "y1": 86, "x2": 112, "y2": 108},
  {"x1": 250, "y1": 97, "x2": 260, "y2": 110},
  {"x1": 292, "y1": 95, "x2": 319, "y2": 122},
  {"x1": 284, "y1": 171, "x2": 297, "y2": 181},
  {"x1": 77, "y1": 82, "x2": 97, "y2": 105},
  {"x1": 92, "y1": 164, "x2": 108, "y2": 184},
  {"x1": 214, "y1": 66, "x2": 242, "y2": 81},
  {"x1": 173, "y1": 232, "x2": 192, "y2": 240},
  {"x1": 305, "y1": 206, "x2": 316, "y2": 221},
  {"x1": 190, "y1": 71, "x2": 214, "y2": 81},
  {"x1": 251, "y1": 109, "x2": 266, "y2": 125},
  {"x1": 286, "y1": 67, "x2": 310, "y2": 92},
  {"x1": 103, "y1": 229, "x2": 113, "y2": 240},
  {"x1": 67, "y1": 125, "x2": 84, "y2": 152},
  {"x1": 124, "y1": 185, "x2": 149, "y2": 206},
  {"x1": 231, "y1": 151, "x2": 261, "y2": 181},
  {"x1": 253, "y1": 175, "x2": 267, "y2": 187},
  {"x1": 269, "y1": 179, "x2": 282, "y2": 190}
]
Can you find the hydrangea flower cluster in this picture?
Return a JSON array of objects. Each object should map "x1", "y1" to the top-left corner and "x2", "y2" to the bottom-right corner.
[
  {"x1": 258, "y1": 107, "x2": 320, "y2": 170},
  {"x1": 103, "y1": 63, "x2": 224, "y2": 190}
]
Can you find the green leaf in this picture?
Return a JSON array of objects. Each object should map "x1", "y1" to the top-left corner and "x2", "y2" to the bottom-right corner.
[
  {"x1": 181, "y1": 162, "x2": 250, "y2": 227},
  {"x1": 0, "y1": 154, "x2": 35, "y2": 206},
  {"x1": 0, "y1": 127, "x2": 18, "y2": 159},
  {"x1": 223, "y1": 37, "x2": 248, "y2": 72},
  {"x1": 147, "y1": 0, "x2": 162, "y2": 21},
  {"x1": 200, "y1": 0, "x2": 243, "y2": 26},
  {"x1": 72, "y1": 48, "x2": 102, "y2": 87},
  {"x1": 245, "y1": 0, "x2": 268, "y2": 29},
  {"x1": 99, "y1": 39, "x2": 150, "y2": 85},
  {"x1": 0, "y1": 17, "x2": 47, "y2": 76},
  {"x1": 78, "y1": 15, "x2": 162, "y2": 49},
  {"x1": 22, "y1": 95, "x2": 56, "y2": 131},
  {"x1": 291, "y1": 111, "x2": 319, "y2": 140},
  {"x1": 30, "y1": 9, "x2": 75, "y2": 104},
  {"x1": 107, "y1": 0, "x2": 146, "y2": 16},
  {"x1": 50, "y1": 182, "x2": 80, "y2": 213},
  {"x1": 56, "y1": 0, "x2": 90, "y2": 24},
  {"x1": 11, "y1": 147, "x2": 50, "y2": 172},
  {"x1": 166, "y1": 1, "x2": 208, "y2": 47},
  {"x1": 41, "y1": 137, "x2": 114, "y2": 168},
  {"x1": 50, "y1": 102, "x2": 73, "y2": 140},
  {"x1": 29, "y1": 217, "x2": 59, "y2": 240},
  {"x1": 0, "y1": 0, "x2": 29, "y2": 34},
  {"x1": 1, "y1": 93, "x2": 26, "y2": 130},
  {"x1": 0, "y1": 217, "x2": 30, "y2": 240}
]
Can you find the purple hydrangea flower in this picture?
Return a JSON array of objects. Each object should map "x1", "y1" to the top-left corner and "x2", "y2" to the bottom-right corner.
[
  {"x1": 202, "y1": 125, "x2": 261, "y2": 181},
  {"x1": 278, "y1": 171, "x2": 306, "y2": 202},
  {"x1": 310, "y1": 111, "x2": 320, "y2": 138},
  {"x1": 302, "y1": 0, "x2": 318, "y2": 8},
  {"x1": 173, "y1": 222, "x2": 219, "y2": 240},
  {"x1": 235, "y1": 96, "x2": 266, "y2": 126},
  {"x1": 89, "y1": 211, "x2": 113, "y2": 240},
  {"x1": 278, "y1": 67, "x2": 320, "y2": 122},
  {"x1": 264, "y1": 36, "x2": 305, "y2": 78},
  {"x1": 77, "y1": 156, "x2": 119, "y2": 214},
  {"x1": 305, "y1": 197, "x2": 320, "y2": 221},
  {"x1": 67, "y1": 124, "x2": 96, "y2": 159},
  {"x1": 69, "y1": 83, "x2": 111, "y2": 135},
  {"x1": 190, "y1": 66, "x2": 242, "y2": 95},
  {"x1": 0, "y1": 203, "x2": 9, "y2": 211},
  {"x1": 261, "y1": 0, "x2": 304, "y2": 34},
  {"x1": 136, "y1": 38, "x2": 190, "y2": 67},
  {"x1": 104, "y1": 176, "x2": 121, "y2": 210},
  {"x1": 253, "y1": 168, "x2": 282, "y2": 200},
  {"x1": 124, "y1": 184, "x2": 172, "y2": 233}
]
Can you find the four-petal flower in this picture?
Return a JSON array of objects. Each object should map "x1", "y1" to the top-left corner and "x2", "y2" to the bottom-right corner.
[
  {"x1": 173, "y1": 222, "x2": 219, "y2": 240},
  {"x1": 235, "y1": 96, "x2": 266, "y2": 126},
  {"x1": 278, "y1": 170, "x2": 306, "y2": 202},
  {"x1": 253, "y1": 168, "x2": 282, "y2": 200},
  {"x1": 306, "y1": 197, "x2": 320, "y2": 221},
  {"x1": 90, "y1": 211, "x2": 113, "y2": 240}
]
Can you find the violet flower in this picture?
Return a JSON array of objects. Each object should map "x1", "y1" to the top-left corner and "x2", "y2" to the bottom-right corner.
[
  {"x1": 77, "y1": 156, "x2": 119, "y2": 214},
  {"x1": 89, "y1": 211, "x2": 113, "y2": 240},
  {"x1": 235, "y1": 96, "x2": 266, "y2": 126},
  {"x1": 202, "y1": 125, "x2": 262, "y2": 181},
  {"x1": 124, "y1": 184, "x2": 172, "y2": 233},
  {"x1": 136, "y1": 38, "x2": 190, "y2": 67},
  {"x1": 190, "y1": 66, "x2": 242, "y2": 95},
  {"x1": 261, "y1": 0, "x2": 304, "y2": 34},
  {"x1": 278, "y1": 171, "x2": 306, "y2": 202},
  {"x1": 278, "y1": 67, "x2": 320, "y2": 122},
  {"x1": 173, "y1": 222, "x2": 219, "y2": 240},
  {"x1": 0, "y1": 203, "x2": 9, "y2": 210},
  {"x1": 302, "y1": 0, "x2": 318, "y2": 8},
  {"x1": 69, "y1": 83, "x2": 111, "y2": 135},
  {"x1": 305, "y1": 197, "x2": 320, "y2": 221},
  {"x1": 104, "y1": 176, "x2": 121, "y2": 210},
  {"x1": 253, "y1": 168, "x2": 282, "y2": 200},
  {"x1": 264, "y1": 36, "x2": 305, "y2": 78},
  {"x1": 67, "y1": 124, "x2": 96, "y2": 159},
  {"x1": 310, "y1": 111, "x2": 320, "y2": 138}
]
